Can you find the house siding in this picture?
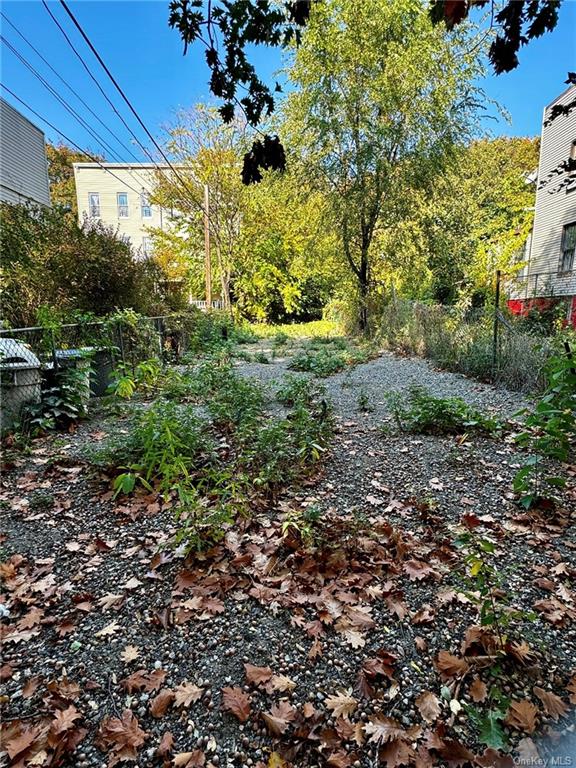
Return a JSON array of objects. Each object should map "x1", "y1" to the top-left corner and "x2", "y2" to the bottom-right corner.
[
  {"x1": 73, "y1": 163, "x2": 171, "y2": 257},
  {"x1": 0, "y1": 98, "x2": 51, "y2": 206},
  {"x1": 528, "y1": 85, "x2": 576, "y2": 293}
]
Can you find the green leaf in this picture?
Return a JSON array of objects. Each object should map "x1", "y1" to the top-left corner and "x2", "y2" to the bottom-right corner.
[{"x1": 478, "y1": 709, "x2": 507, "y2": 750}]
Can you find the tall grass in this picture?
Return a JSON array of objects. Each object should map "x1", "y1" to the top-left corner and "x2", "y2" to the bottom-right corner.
[
  {"x1": 248, "y1": 319, "x2": 342, "y2": 339},
  {"x1": 376, "y1": 301, "x2": 552, "y2": 393}
]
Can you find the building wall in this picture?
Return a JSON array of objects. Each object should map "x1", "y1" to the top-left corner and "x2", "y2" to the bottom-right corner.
[
  {"x1": 528, "y1": 85, "x2": 576, "y2": 293},
  {"x1": 0, "y1": 98, "x2": 51, "y2": 206},
  {"x1": 73, "y1": 163, "x2": 173, "y2": 257}
]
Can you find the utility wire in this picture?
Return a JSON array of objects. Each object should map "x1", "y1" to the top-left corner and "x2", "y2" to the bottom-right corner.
[
  {"x1": 2, "y1": 35, "x2": 126, "y2": 164},
  {"x1": 0, "y1": 83, "x2": 147, "y2": 199},
  {"x1": 41, "y1": 0, "x2": 204, "y2": 214},
  {"x1": 1, "y1": 31, "x2": 152, "y2": 193},
  {"x1": 58, "y1": 0, "x2": 204, "y2": 212},
  {"x1": 1, "y1": 10, "x2": 151, "y2": 175}
]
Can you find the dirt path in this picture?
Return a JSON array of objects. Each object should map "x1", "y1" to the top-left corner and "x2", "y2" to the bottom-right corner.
[{"x1": 1, "y1": 349, "x2": 575, "y2": 767}]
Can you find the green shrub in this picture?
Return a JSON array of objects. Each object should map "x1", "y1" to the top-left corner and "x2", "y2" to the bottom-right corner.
[
  {"x1": 19, "y1": 365, "x2": 90, "y2": 434},
  {"x1": 275, "y1": 375, "x2": 326, "y2": 406},
  {"x1": 386, "y1": 385, "x2": 500, "y2": 435}
]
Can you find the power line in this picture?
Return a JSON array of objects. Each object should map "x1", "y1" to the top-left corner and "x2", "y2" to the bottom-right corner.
[
  {"x1": 1, "y1": 30, "x2": 152, "y2": 193},
  {"x1": 0, "y1": 11, "x2": 149, "y2": 171},
  {"x1": 0, "y1": 83, "x2": 147, "y2": 200},
  {"x1": 42, "y1": 0, "x2": 204, "y2": 215},
  {"x1": 58, "y1": 0, "x2": 203, "y2": 212},
  {"x1": 2, "y1": 35, "x2": 125, "y2": 164}
]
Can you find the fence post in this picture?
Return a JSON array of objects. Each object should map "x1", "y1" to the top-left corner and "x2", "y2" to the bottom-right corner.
[
  {"x1": 50, "y1": 328, "x2": 58, "y2": 371},
  {"x1": 492, "y1": 270, "x2": 501, "y2": 380}
]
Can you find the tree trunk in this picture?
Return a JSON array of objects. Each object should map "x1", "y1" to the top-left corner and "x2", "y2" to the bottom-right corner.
[{"x1": 357, "y1": 244, "x2": 369, "y2": 333}]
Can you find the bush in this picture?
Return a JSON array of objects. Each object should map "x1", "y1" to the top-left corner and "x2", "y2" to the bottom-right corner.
[
  {"x1": 289, "y1": 338, "x2": 373, "y2": 377},
  {"x1": 377, "y1": 300, "x2": 551, "y2": 393},
  {"x1": 386, "y1": 385, "x2": 500, "y2": 435},
  {"x1": 0, "y1": 203, "x2": 160, "y2": 327}
]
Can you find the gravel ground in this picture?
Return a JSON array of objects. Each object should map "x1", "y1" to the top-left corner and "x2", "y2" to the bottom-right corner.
[{"x1": 1, "y1": 345, "x2": 575, "y2": 768}]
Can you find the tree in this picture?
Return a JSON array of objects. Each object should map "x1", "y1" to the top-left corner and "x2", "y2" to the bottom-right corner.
[
  {"x1": 46, "y1": 143, "x2": 100, "y2": 216},
  {"x1": 151, "y1": 106, "x2": 247, "y2": 311},
  {"x1": 168, "y1": 0, "x2": 565, "y2": 182},
  {"x1": 283, "y1": 0, "x2": 484, "y2": 330},
  {"x1": 430, "y1": 137, "x2": 540, "y2": 302},
  {"x1": 0, "y1": 203, "x2": 157, "y2": 327}
]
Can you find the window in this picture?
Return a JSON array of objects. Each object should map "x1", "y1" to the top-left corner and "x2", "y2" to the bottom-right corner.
[
  {"x1": 141, "y1": 236, "x2": 153, "y2": 258},
  {"x1": 117, "y1": 192, "x2": 129, "y2": 218},
  {"x1": 141, "y1": 193, "x2": 152, "y2": 218},
  {"x1": 560, "y1": 222, "x2": 576, "y2": 273},
  {"x1": 88, "y1": 192, "x2": 100, "y2": 218}
]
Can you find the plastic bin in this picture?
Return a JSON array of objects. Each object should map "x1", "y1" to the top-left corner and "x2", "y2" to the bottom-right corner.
[{"x1": 0, "y1": 339, "x2": 41, "y2": 430}]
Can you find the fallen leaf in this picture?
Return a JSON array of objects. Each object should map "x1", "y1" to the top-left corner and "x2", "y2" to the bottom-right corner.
[
  {"x1": 261, "y1": 701, "x2": 296, "y2": 736},
  {"x1": 363, "y1": 716, "x2": 406, "y2": 744},
  {"x1": 505, "y1": 699, "x2": 539, "y2": 733},
  {"x1": 95, "y1": 620, "x2": 120, "y2": 638},
  {"x1": 415, "y1": 691, "x2": 441, "y2": 723},
  {"x1": 173, "y1": 750, "x2": 206, "y2": 767},
  {"x1": 435, "y1": 650, "x2": 469, "y2": 678},
  {"x1": 221, "y1": 686, "x2": 250, "y2": 722},
  {"x1": 157, "y1": 730, "x2": 174, "y2": 757},
  {"x1": 244, "y1": 663, "x2": 273, "y2": 686},
  {"x1": 325, "y1": 690, "x2": 358, "y2": 719},
  {"x1": 150, "y1": 688, "x2": 174, "y2": 718},
  {"x1": 121, "y1": 645, "x2": 140, "y2": 664},
  {"x1": 533, "y1": 686, "x2": 568, "y2": 721},
  {"x1": 174, "y1": 681, "x2": 203, "y2": 708},
  {"x1": 469, "y1": 677, "x2": 488, "y2": 703}
]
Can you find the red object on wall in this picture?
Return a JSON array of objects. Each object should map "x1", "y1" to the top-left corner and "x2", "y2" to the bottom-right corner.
[{"x1": 507, "y1": 297, "x2": 576, "y2": 328}]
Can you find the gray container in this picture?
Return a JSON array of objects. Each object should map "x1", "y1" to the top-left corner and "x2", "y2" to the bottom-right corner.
[{"x1": 0, "y1": 339, "x2": 41, "y2": 430}]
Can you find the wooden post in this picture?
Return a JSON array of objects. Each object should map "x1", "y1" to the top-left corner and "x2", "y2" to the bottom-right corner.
[{"x1": 204, "y1": 184, "x2": 212, "y2": 311}]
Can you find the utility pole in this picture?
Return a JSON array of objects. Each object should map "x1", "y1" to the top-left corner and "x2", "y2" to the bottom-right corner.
[{"x1": 204, "y1": 183, "x2": 212, "y2": 311}]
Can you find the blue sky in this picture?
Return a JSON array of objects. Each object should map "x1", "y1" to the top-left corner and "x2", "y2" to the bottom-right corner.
[{"x1": 1, "y1": 0, "x2": 575, "y2": 160}]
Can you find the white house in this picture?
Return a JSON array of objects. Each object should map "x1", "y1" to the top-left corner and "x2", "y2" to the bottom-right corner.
[
  {"x1": 0, "y1": 97, "x2": 51, "y2": 206},
  {"x1": 507, "y1": 85, "x2": 576, "y2": 322},
  {"x1": 73, "y1": 162, "x2": 177, "y2": 259}
]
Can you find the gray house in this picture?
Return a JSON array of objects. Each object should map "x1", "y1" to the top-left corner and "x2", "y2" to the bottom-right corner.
[
  {"x1": 0, "y1": 97, "x2": 51, "y2": 206},
  {"x1": 507, "y1": 85, "x2": 576, "y2": 322}
]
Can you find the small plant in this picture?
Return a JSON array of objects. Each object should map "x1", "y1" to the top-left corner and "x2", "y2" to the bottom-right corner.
[
  {"x1": 28, "y1": 490, "x2": 55, "y2": 512},
  {"x1": 386, "y1": 385, "x2": 499, "y2": 435},
  {"x1": 107, "y1": 358, "x2": 163, "y2": 399},
  {"x1": 20, "y1": 365, "x2": 90, "y2": 434},
  {"x1": 275, "y1": 375, "x2": 326, "y2": 407},
  {"x1": 356, "y1": 387, "x2": 373, "y2": 412},
  {"x1": 513, "y1": 338, "x2": 575, "y2": 508},
  {"x1": 254, "y1": 351, "x2": 270, "y2": 364}
]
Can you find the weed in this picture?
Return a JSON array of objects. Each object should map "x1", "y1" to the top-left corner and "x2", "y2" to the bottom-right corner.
[
  {"x1": 356, "y1": 388, "x2": 373, "y2": 412},
  {"x1": 28, "y1": 490, "x2": 55, "y2": 511},
  {"x1": 254, "y1": 351, "x2": 270, "y2": 364},
  {"x1": 275, "y1": 375, "x2": 326, "y2": 407},
  {"x1": 20, "y1": 366, "x2": 90, "y2": 434},
  {"x1": 386, "y1": 385, "x2": 500, "y2": 435},
  {"x1": 513, "y1": 337, "x2": 576, "y2": 508}
]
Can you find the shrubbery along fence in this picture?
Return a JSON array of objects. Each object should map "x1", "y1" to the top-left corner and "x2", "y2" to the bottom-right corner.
[{"x1": 0, "y1": 310, "x2": 230, "y2": 430}]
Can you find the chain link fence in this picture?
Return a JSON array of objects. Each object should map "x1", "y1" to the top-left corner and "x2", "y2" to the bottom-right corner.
[{"x1": 0, "y1": 314, "x2": 201, "y2": 430}]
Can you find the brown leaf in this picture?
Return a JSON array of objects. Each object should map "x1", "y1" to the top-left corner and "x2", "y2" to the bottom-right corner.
[
  {"x1": 174, "y1": 681, "x2": 203, "y2": 708},
  {"x1": 22, "y1": 676, "x2": 42, "y2": 699},
  {"x1": 469, "y1": 677, "x2": 488, "y2": 703},
  {"x1": 505, "y1": 699, "x2": 539, "y2": 733},
  {"x1": 173, "y1": 750, "x2": 206, "y2": 767},
  {"x1": 261, "y1": 701, "x2": 296, "y2": 736},
  {"x1": 325, "y1": 690, "x2": 358, "y2": 719},
  {"x1": 221, "y1": 686, "x2": 251, "y2": 722},
  {"x1": 244, "y1": 663, "x2": 273, "y2": 686},
  {"x1": 121, "y1": 669, "x2": 166, "y2": 693},
  {"x1": 120, "y1": 645, "x2": 140, "y2": 664},
  {"x1": 404, "y1": 559, "x2": 436, "y2": 581},
  {"x1": 363, "y1": 715, "x2": 406, "y2": 744},
  {"x1": 476, "y1": 748, "x2": 515, "y2": 768},
  {"x1": 51, "y1": 705, "x2": 82, "y2": 733},
  {"x1": 150, "y1": 688, "x2": 174, "y2": 718},
  {"x1": 435, "y1": 650, "x2": 469, "y2": 678},
  {"x1": 96, "y1": 709, "x2": 148, "y2": 762},
  {"x1": 379, "y1": 739, "x2": 415, "y2": 768},
  {"x1": 533, "y1": 686, "x2": 568, "y2": 721},
  {"x1": 415, "y1": 691, "x2": 441, "y2": 723},
  {"x1": 157, "y1": 730, "x2": 174, "y2": 757},
  {"x1": 5, "y1": 726, "x2": 41, "y2": 760}
]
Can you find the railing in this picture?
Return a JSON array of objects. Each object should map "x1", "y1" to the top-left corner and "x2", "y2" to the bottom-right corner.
[
  {"x1": 189, "y1": 299, "x2": 224, "y2": 311},
  {"x1": 504, "y1": 270, "x2": 576, "y2": 300}
]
